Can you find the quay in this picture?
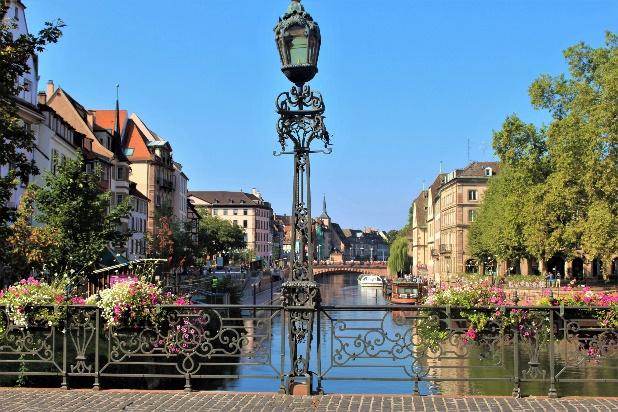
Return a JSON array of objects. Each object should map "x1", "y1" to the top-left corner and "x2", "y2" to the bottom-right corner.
[{"x1": 1, "y1": 389, "x2": 618, "y2": 412}]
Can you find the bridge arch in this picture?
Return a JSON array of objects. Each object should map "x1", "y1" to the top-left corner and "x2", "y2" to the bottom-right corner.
[{"x1": 313, "y1": 264, "x2": 389, "y2": 277}]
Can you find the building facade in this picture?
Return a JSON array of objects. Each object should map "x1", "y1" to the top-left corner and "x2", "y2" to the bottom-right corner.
[
  {"x1": 45, "y1": 83, "x2": 137, "y2": 259},
  {"x1": 128, "y1": 182, "x2": 148, "y2": 260},
  {"x1": 1, "y1": 1, "x2": 45, "y2": 210},
  {"x1": 188, "y1": 189, "x2": 273, "y2": 263},
  {"x1": 123, "y1": 113, "x2": 178, "y2": 234},
  {"x1": 410, "y1": 161, "x2": 499, "y2": 283}
]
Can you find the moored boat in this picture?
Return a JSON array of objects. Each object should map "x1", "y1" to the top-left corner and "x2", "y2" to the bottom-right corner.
[
  {"x1": 358, "y1": 274, "x2": 384, "y2": 287},
  {"x1": 388, "y1": 277, "x2": 427, "y2": 304}
]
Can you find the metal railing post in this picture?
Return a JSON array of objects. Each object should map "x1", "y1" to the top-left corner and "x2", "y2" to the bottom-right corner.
[
  {"x1": 93, "y1": 307, "x2": 100, "y2": 390},
  {"x1": 60, "y1": 305, "x2": 68, "y2": 390},
  {"x1": 512, "y1": 291, "x2": 521, "y2": 398},
  {"x1": 548, "y1": 306, "x2": 558, "y2": 398}
]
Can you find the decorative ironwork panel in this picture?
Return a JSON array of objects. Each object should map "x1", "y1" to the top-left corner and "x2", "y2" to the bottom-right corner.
[
  {"x1": 318, "y1": 306, "x2": 513, "y2": 395},
  {"x1": 0, "y1": 305, "x2": 62, "y2": 378},
  {"x1": 554, "y1": 308, "x2": 618, "y2": 381},
  {"x1": 99, "y1": 305, "x2": 282, "y2": 384}
]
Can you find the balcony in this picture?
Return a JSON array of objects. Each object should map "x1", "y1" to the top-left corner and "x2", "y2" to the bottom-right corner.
[
  {"x1": 439, "y1": 244, "x2": 452, "y2": 254},
  {"x1": 157, "y1": 177, "x2": 175, "y2": 190}
]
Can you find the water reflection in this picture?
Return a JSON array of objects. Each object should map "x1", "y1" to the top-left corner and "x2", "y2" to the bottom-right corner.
[{"x1": 227, "y1": 272, "x2": 618, "y2": 396}]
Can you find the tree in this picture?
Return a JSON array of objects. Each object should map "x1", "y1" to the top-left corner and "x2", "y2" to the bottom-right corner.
[
  {"x1": 5, "y1": 190, "x2": 59, "y2": 282},
  {"x1": 528, "y1": 32, "x2": 618, "y2": 271},
  {"x1": 148, "y1": 209, "x2": 198, "y2": 269},
  {"x1": 469, "y1": 116, "x2": 550, "y2": 263},
  {"x1": 470, "y1": 32, "x2": 618, "y2": 275},
  {"x1": 387, "y1": 237, "x2": 410, "y2": 276},
  {"x1": 32, "y1": 154, "x2": 131, "y2": 281},
  {"x1": 385, "y1": 230, "x2": 399, "y2": 246},
  {"x1": 0, "y1": 7, "x2": 63, "y2": 265},
  {"x1": 197, "y1": 215, "x2": 246, "y2": 260}
]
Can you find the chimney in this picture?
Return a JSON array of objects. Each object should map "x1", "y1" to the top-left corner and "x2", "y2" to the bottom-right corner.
[
  {"x1": 86, "y1": 111, "x2": 95, "y2": 130},
  {"x1": 37, "y1": 92, "x2": 47, "y2": 105},
  {"x1": 46, "y1": 80, "x2": 54, "y2": 98}
]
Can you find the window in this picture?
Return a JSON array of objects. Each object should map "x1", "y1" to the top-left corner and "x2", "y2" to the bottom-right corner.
[
  {"x1": 243, "y1": 220, "x2": 247, "y2": 228},
  {"x1": 468, "y1": 190, "x2": 477, "y2": 201},
  {"x1": 14, "y1": 7, "x2": 19, "y2": 20},
  {"x1": 116, "y1": 194, "x2": 124, "y2": 206},
  {"x1": 233, "y1": 209, "x2": 238, "y2": 215},
  {"x1": 156, "y1": 195, "x2": 161, "y2": 207},
  {"x1": 223, "y1": 209, "x2": 228, "y2": 215},
  {"x1": 51, "y1": 149, "x2": 59, "y2": 175},
  {"x1": 117, "y1": 167, "x2": 125, "y2": 180},
  {"x1": 468, "y1": 209, "x2": 477, "y2": 222},
  {"x1": 85, "y1": 163, "x2": 94, "y2": 173},
  {"x1": 243, "y1": 209, "x2": 248, "y2": 216},
  {"x1": 484, "y1": 167, "x2": 493, "y2": 177},
  {"x1": 100, "y1": 165, "x2": 109, "y2": 181}
]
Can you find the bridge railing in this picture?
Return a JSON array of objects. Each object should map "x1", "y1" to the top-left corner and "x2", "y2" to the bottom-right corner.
[
  {"x1": 316, "y1": 304, "x2": 618, "y2": 397},
  {"x1": 1, "y1": 304, "x2": 617, "y2": 396}
]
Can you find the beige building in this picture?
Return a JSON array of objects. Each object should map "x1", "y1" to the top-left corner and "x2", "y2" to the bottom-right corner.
[
  {"x1": 123, "y1": 113, "x2": 178, "y2": 234},
  {"x1": 410, "y1": 162, "x2": 499, "y2": 283},
  {"x1": 188, "y1": 189, "x2": 274, "y2": 263}
]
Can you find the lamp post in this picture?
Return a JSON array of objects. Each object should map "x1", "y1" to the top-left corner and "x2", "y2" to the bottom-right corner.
[{"x1": 274, "y1": 0, "x2": 330, "y2": 395}]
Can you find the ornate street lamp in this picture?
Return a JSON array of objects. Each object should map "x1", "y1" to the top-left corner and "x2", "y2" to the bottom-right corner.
[
  {"x1": 274, "y1": 0, "x2": 330, "y2": 395},
  {"x1": 274, "y1": 0, "x2": 321, "y2": 85}
]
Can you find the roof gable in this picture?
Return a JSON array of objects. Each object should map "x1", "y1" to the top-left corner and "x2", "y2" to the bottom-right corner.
[{"x1": 47, "y1": 88, "x2": 114, "y2": 159}]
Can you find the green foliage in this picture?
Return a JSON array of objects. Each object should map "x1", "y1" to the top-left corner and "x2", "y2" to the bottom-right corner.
[
  {"x1": 32, "y1": 154, "x2": 132, "y2": 281},
  {"x1": 385, "y1": 230, "x2": 399, "y2": 245},
  {"x1": 469, "y1": 32, "x2": 618, "y2": 268},
  {"x1": 0, "y1": 7, "x2": 63, "y2": 265},
  {"x1": 147, "y1": 209, "x2": 196, "y2": 267},
  {"x1": 387, "y1": 237, "x2": 410, "y2": 275},
  {"x1": 197, "y1": 215, "x2": 247, "y2": 259}
]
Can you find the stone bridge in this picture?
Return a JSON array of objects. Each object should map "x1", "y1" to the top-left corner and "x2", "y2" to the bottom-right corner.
[{"x1": 313, "y1": 264, "x2": 389, "y2": 277}]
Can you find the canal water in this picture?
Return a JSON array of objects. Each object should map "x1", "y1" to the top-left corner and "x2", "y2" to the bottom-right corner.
[{"x1": 224, "y1": 272, "x2": 618, "y2": 396}]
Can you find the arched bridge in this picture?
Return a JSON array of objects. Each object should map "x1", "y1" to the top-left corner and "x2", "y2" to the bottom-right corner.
[{"x1": 313, "y1": 263, "x2": 389, "y2": 277}]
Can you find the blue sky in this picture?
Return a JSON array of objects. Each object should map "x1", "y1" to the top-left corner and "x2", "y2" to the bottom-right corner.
[{"x1": 26, "y1": 1, "x2": 616, "y2": 231}]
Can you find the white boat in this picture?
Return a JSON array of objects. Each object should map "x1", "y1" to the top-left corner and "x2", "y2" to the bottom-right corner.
[{"x1": 358, "y1": 274, "x2": 384, "y2": 287}]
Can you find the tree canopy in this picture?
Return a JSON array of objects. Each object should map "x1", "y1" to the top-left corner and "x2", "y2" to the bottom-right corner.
[
  {"x1": 469, "y1": 32, "x2": 618, "y2": 271},
  {"x1": 197, "y1": 215, "x2": 247, "y2": 259},
  {"x1": 388, "y1": 237, "x2": 411, "y2": 276},
  {"x1": 32, "y1": 154, "x2": 131, "y2": 280}
]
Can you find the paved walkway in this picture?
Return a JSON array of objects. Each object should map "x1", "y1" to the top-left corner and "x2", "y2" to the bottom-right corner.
[{"x1": 1, "y1": 390, "x2": 617, "y2": 411}]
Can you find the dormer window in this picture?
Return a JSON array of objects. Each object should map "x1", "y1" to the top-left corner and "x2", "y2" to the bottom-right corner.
[{"x1": 484, "y1": 167, "x2": 493, "y2": 177}]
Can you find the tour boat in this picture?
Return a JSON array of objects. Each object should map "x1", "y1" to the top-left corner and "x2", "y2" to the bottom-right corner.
[
  {"x1": 358, "y1": 274, "x2": 384, "y2": 287},
  {"x1": 387, "y1": 277, "x2": 426, "y2": 304}
]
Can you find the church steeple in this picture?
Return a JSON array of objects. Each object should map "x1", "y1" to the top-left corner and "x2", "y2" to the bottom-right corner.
[
  {"x1": 319, "y1": 194, "x2": 330, "y2": 221},
  {"x1": 322, "y1": 194, "x2": 327, "y2": 216}
]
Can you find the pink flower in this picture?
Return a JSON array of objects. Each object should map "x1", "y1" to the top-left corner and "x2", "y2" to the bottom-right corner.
[
  {"x1": 70, "y1": 296, "x2": 86, "y2": 305},
  {"x1": 55, "y1": 294, "x2": 64, "y2": 304},
  {"x1": 465, "y1": 328, "x2": 477, "y2": 341}
]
